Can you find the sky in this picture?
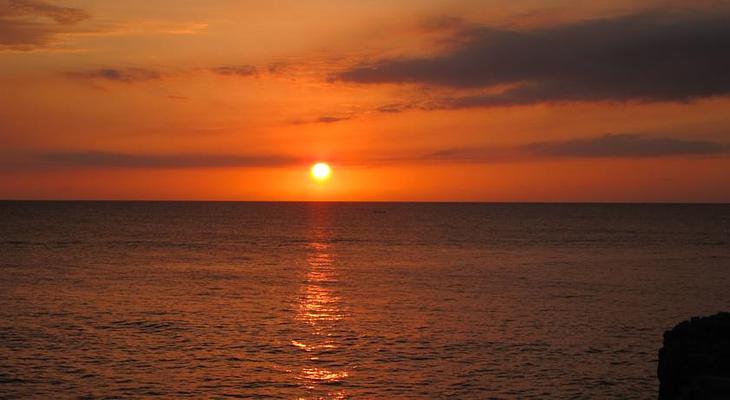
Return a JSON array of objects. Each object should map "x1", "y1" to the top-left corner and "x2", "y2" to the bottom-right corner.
[{"x1": 1, "y1": 0, "x2": 729, "y2": 202}]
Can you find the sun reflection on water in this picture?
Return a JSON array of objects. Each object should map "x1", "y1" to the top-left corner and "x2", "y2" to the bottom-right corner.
[{"x1": 292, "y1": 218, "x2": 349, "y2": 398}]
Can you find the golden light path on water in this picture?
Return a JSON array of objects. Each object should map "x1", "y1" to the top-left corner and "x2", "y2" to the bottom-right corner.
[{"x1": 291, "y1": 217, "x2": 348, "y2": 399}]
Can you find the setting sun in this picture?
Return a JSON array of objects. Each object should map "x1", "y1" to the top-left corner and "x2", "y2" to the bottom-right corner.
[{"x1": 311, "y1": 162, "x2": 332, "y2": 182}]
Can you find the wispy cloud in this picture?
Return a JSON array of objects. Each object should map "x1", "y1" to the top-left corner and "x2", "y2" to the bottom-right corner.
[
  {"x1": 316, "y1": 115, "x2": 354, "y2": 123},
  {"x1": 0, "y1": 0, "x2": 89, "y2": 49},
  {"x1": 424, "y1": 134, "x2": 730, "y2": 163},
  {"x1": 210, "y1": 65, "x2": 257, "y2": 77},
  {"x1": 377, "y1": 103, "x2": 411, "y2": 113},
  {"x1": 335, "y1": 9, "x2": 730, "y2": 107},
  {"x1": 288, "y1": 112, "x2": 358, "y2": 125},
  {"x1": 36, "y1": 151, "x2": 300, "y2": 169},
  {"x1": 1, "y1": 0, "x2": 88, "y2": 24},
  {"x1": 3, "y1": 134, "x2": 726, "y2": 173},
  {"x1": 523, "y1": 134, "x2": 728, "y2": 158},
  {"x1": 67, "y1": 68, "x2": 163, "y2": 83}
]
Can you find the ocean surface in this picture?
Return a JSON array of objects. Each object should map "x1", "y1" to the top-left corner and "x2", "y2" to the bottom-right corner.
[{"x1": 0, "y1": 201, "x2": 728, "y2": 399}]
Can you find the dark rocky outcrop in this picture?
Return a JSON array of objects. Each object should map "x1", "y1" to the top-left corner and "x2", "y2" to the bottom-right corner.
[{"x1": 658, "y1": 312, "x2": 730, "y2": 400}]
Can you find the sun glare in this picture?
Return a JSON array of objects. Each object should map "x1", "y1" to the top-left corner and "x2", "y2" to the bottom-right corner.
[{"x1": 311, "y1": 162, "x2": 332, "y2": 182}]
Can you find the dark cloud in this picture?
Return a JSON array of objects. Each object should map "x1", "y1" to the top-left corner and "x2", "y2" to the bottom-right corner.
[
  {"x1": 0, "y1": 19, "x2": 52, "y2": 47},
  {"x1": 67, "y1": 68, "x2": 163, "y2": 83},
  {"x1": 267, "y1": 62, "x2": 289, "y2": 74},
  {"x1": 425, "y1": 134, "x2": 729, "y2": 162},
  {"x1": 289, "y1": 113, "x2": 356, "y2": 124},
  {"x1": 211, "y1": 65, "x2": 257, "y2": 77},
  {"x1": 2, "y1": 0, "x2": 88, "y2": 24},
  {"x1": 37, "y1": 151, "x2": 299, "y2": 169},
  {"x1": 523, "y1": 134, "x2": 728, "y2": 158},
  {"x1": 336, "y1": 10, "x2": 730, "y2": 106},
  {"x1": 377, "y1": 103, "x2": 411, "y2": 113},
  {"x1": 423, "y1": 147, "x2": 510, "y2": 163},
  {"x1": 0, "y1": 0, "x2": 88, "y2": 49},
  {"x1": 317, "y1": 115, "x2": 353, "y2": 123},
  {"x1": 5, "y1": 135, "x2": 726, "y2": 172}
]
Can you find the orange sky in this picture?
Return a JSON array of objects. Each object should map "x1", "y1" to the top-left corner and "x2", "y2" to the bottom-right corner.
[{"x1": 1, "y1": 0, "x2": 729, "y2": 201}]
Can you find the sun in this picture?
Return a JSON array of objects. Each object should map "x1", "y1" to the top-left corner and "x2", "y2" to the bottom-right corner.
[{"x1": 310, "y1": 162, "x2": 332, "y2": 182}]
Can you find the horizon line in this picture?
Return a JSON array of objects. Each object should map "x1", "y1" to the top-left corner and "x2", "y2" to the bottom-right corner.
[{"x1": 1, "y1": 199, "x2": 728, "y2": 205}]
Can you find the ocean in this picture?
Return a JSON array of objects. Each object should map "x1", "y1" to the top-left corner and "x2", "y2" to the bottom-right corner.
[{"x1": 0, "y1": 201, "x2": 728, "y2": 399}]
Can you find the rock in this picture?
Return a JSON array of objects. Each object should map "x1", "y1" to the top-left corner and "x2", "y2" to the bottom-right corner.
[{"x1": 658, "y1": 312, "x2": 730, "y2": 400}]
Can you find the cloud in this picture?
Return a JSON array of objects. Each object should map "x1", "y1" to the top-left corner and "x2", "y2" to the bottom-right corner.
[
  {"x1": 317, "y1": 115, "x2": 353, "y2": 123},
  {"x1": 377, "y1": 103, "x2": 411, "y2": 113},
  {"x1": 288, "y1": 112, "x2": 357, "y2": 125},
  {"x1": 425, "y1": 134, "x2": 729, "y2": 162},
  {"x1": 2, "y1": 0, "x2": 88, "y2": 24},
  {"x1": 4, "y1": 135, "x2": 726, "y2": 172},
  {"x1": 36, "y1": 151, "x2": 300, "y2": 169},
  {"x1": 0, "y1": 19, "x2": 53, "y2": 47},
  {"x1": 523, "y1": 134, "x2": 729, "y2": 158},
  {"x1": 211, "y1": 65, "x2": 257, "y2": 77},
  {"x1": 267, "y1": 62, "x2": 289, "y2": 74},
  {"x1": 67, "y1": 68, "x2": 163, "y2": 83},
  {"x1": 424, "y1": 147, "x2": 511, "y2": 163},
  {"x1": 335, "y1": 10, "x2": 730, "y2": 106},
  {"x1": 0, "y1": 0, "x2": 88, "y2": 49}
]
